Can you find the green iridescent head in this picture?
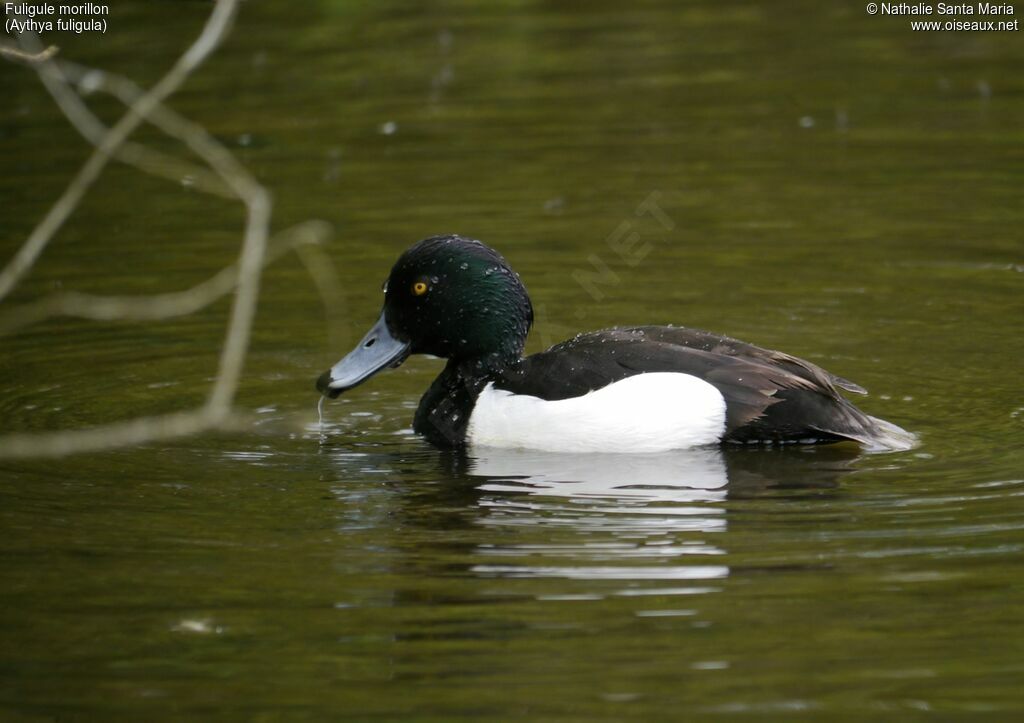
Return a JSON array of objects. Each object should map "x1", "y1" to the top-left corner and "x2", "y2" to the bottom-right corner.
[{"x1": 317, "y1": 235, "x2": 533, "y2": 397}]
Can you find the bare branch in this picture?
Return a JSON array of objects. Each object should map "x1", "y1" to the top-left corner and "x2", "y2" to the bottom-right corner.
[
  {"x1": 0, "y1": 41, "x2": 58, "y2": 64},
  {"x1": 0, "y1": 0, "x2": 241, "y2": 301},
  {"x1": 59, "y1": 61, "x2": 233, "y2": 197},
  {"x1": 0, "y1": 409, "x2": 250, "y2": 461},
  {"x1": 0, "y1": 221, "x2": 332, "y2": 336},
  {"x1": 294, "y1": 241, "x2": 351, "y2": 353},
  {"x1": 0, "y1": 0, "x2": 325, "y2": 459},
  {"x1": 0, "y1": 0, "x2": 347, "y2": 459}
]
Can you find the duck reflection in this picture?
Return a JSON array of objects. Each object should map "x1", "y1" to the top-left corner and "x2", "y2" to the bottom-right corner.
[
  {"x1": 322, "y1": 438, "x2": 863, "y2": 594},
  {"x1": 464, "y1": 443, "x2": 860, "y2": 501},
  {"x1": 469, "y1": 446, "x2": 729, "y2": 504}
]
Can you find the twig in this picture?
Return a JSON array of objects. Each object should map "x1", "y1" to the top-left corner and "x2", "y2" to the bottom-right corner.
[
  {"x1": 58, "y1": 61, "x2": 233, "y2": 197},
  {"x1": 0, "y1": 41, "x2": 58, "y2": 64},
  {"x1": 0, "y1": 0, "x2": 240, "y2": 301},
  {"x1": 294, "y1": 242, "x2": 351, "y2": 353},
  {"x1": 0, "y1": 410, "x2": 249, "y2": 461},
  {"x1": 0, "y1": 0, "x2": 272, "y2": 458},
  {"x1": 0, "y1": 0, "x2": 346, "y2": 459},
  {"x1": 0, "y1": 221, "x2": 331, "y2": 336}
]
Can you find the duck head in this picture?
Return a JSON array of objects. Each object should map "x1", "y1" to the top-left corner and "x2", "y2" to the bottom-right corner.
[{"x1": 316, "y1": 235, "x2": 533, "y2": 398}]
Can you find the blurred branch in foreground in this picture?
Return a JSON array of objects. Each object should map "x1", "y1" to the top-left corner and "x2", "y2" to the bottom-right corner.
[
  {"x1": 0, "y1": 0, "x2": 338, "y2": 458},
  {"x1": 0, "y1": 41, "x2": 58, "y2": 64},
  {"x1": 0, "y1": 221, "x2": 331, "y2": 336}
]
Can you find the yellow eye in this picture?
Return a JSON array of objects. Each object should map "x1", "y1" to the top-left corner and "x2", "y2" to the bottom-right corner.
[{"x1": 412, "y1": 281, "x2": 429, "y2": 296}]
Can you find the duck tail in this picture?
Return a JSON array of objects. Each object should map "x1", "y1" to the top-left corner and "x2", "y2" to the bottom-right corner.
[{"x1": 855, "y1": 415, "x2": 918, "y2": 453}]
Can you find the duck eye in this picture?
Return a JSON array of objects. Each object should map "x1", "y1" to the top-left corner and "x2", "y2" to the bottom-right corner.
[{"x1": 411, "y1": 281, "x2": 429, "y2": 296}]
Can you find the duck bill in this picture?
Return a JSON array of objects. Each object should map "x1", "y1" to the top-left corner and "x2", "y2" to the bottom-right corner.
[{"x1": 316, "y1": 311, "x2": 410, "y2": 398}]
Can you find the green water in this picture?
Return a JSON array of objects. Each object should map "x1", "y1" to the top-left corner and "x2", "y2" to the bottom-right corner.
[{"x1": 2, "y1": 1, "x2": 1023, "y2": 719}]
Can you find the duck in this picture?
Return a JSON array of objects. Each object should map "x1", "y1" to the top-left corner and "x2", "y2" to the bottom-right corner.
[{"x1": 316, "y1": 235, "x2": 915, "y2": 453}]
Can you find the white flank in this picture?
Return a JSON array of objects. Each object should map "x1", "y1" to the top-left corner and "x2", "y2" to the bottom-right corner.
[{"x1": 467, "y1": 372, "x2": 727, "y2": 453}]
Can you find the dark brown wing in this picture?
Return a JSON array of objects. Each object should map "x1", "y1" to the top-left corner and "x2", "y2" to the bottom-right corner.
[
  {"x1": 623, "y1": 326, "x2": 867, "y2": 395},
  {"x1": 495, "y1": 326, "x2": 904, "y2": 446}
]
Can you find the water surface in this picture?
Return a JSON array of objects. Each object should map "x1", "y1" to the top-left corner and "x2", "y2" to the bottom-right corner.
[{"x1": 1, "y1": 1, "x2": 1022, "y2": 719}]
